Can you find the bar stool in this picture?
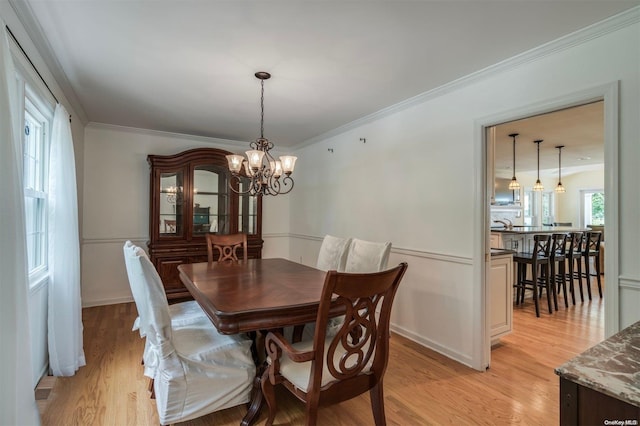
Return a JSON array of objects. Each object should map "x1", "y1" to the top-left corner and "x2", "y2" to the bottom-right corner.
[
  {"x1": 550, "y1": 233, "x2": 568, "y2": 309},
  {"x1": 513, "y1": 234, "x2": 552, "y2": 317},
  {"x1": 565, "y1": 232, "x2": 585, "y2": 304},
  {"x1": 581, "y1": 231, "x2": 603, "y2": 299}
]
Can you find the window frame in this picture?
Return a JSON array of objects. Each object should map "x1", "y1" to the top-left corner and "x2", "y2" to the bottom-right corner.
[{"x1": 18, "y1": 78, "x2": 54, "y2": 288}]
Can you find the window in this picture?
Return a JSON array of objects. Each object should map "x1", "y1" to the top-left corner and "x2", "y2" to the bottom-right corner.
[
  {"x1": 541, "y1": 191, "x2": 555, "y2": 226},
  {"x1": 583, "y1": 190, "x2": 605, "y2": 226},
  {"x1": 23, "y1": 96, "x2": 50, "y2": 278},
  {"x1": 523, "y1": 190, "x2": 538, "y2": 226}
]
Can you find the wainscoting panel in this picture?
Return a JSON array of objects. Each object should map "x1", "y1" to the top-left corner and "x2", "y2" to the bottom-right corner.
[{"x1": 289, "y1": 234, "x2": 477, "y2": 368}]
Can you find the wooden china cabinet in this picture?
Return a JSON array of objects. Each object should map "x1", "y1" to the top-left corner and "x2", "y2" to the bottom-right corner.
[{"x1": 147, "y1": 148, "x2": 263, "y2": 300}]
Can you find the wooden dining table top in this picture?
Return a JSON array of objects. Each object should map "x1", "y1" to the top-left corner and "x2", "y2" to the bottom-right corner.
[{"x1": 177, "y1": 258, "x2": 336, "y2": 335}]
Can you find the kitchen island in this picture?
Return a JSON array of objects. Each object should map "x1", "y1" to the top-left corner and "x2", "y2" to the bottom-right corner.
[
  {"x1": 491, "y1": 226, "x2": 589, "y2": 252},
  {"x1": 555, "y1": 320, "x2": 640, "y2": 424}
]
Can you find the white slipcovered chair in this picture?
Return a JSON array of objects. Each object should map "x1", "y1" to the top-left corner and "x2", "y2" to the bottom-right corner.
[
  {"x1": 316, "y1": 234, "x2": 352, "y2": 272},
  {"x1": 344, "y1": 238, "x2": 392, "y2": 273},
  {"x1": 297, "y1": 236, "x2": 391, "y2": 342},
  {"x1": 123, "y1": 241, "x2": 206, "y2": 362},
  {"x1": 291, "y1": 235, "x2": 351, "y2": 342},
  {"x1": 122, "y1": 242, "x2": 255, "y2": 424}
]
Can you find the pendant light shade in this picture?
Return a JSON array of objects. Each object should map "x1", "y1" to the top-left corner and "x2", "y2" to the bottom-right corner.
[
  {"x1": 533, "y1": 139, "x2": 544, "y2": 191},
  {"x1": 555, "y1": 145, "x2": 566, "y2": 193},
  {"x1": 508, "y1": 133, "x2": 520, "y2": 190}
]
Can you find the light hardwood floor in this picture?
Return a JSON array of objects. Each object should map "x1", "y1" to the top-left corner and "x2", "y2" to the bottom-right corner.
[{"x1": 40, "y1": 278, "x2": 604, "y2": 425}]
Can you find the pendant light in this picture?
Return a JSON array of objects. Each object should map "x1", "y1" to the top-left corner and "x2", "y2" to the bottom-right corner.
[
  {"x1": 555, "y1": 145, "x2": 566, "y2": 193},
  {"x1": 533, "y1": 139, "x2": 544, "y2": 191},
  {"x1": 508, "y1": 133, "x2": 520, "y2": 190}
]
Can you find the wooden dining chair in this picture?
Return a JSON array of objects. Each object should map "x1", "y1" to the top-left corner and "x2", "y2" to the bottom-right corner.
[
  {"x1": 294, "y1": 237, "x2": 391, "y2": 343},
  {"x1": 163, "y1": 219, "x2": 176, "y2": 233},
  {"x1": 206, "y1": 233, "x2": 248, "y2": 262},
  {"x1": 261, "y1": 262, "x2": 408, "y2": 426},
  {"x1": 293, "y1": 235, "x2": 352, "y2": 343}
]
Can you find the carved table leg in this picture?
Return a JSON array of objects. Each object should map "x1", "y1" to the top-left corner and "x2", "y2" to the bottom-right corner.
[{"x1": 241, "y1": 365, "x2": 266, "y2": 426}]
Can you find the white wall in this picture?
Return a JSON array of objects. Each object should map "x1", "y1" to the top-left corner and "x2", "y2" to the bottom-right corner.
[
  {"x1": 289, "y1": 15, "x2": 640, "y2": 369},
  {"x1": 81, "y1": 124, "x2": 290, "y2": 306}
]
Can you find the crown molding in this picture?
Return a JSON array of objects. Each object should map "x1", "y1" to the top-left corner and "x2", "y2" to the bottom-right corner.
[
  {"x1": 297, "y1": 6, "x2": 640, "y2": 149},
  {"x1": 86, "y1": 122, "x2": 249, "y2": 151},
  {"x1": 9, "y1": 0, "x2": 88, "y2": 124}
]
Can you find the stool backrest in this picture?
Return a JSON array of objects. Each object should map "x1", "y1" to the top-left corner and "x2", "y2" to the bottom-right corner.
[
  {"x1": 567, "y1": 232, "x2": 583, "y2": 256},
  {"x1": 550, "y1": 233, "x2": 567, "y2": 259},
  {"x1": 532, "y1": 234, "x2": 551, "y2": 259},
  {"x1": 584, "y1": 231, "x2": 602, "y2": 254}
]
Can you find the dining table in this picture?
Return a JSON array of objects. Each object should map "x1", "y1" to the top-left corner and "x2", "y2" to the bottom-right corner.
[{"x1": 177, "y1": 257, "x2": 338, "y2": 425}]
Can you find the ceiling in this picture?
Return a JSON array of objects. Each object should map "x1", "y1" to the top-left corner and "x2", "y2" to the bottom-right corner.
[
  {"x1": 493, "y1": 101, "x2": 604, "y2": 178},
  {"x1": 14, "y1": 1, "x2": 638, "y2": 148}
]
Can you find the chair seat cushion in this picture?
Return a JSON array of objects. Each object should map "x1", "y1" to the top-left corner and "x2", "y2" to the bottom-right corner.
[
  {"x1": 154, "y1": 322, "x2": 255, "y2": 425},
  {"x1": 171, "y1": 320, "x2": 253, "y2": 363},
  {"x1": 276, "y1": 336, "x2": 373, "y2": 393},
  {"x1": 133, "y1": 300, "x2": 207, "y2": 336}
]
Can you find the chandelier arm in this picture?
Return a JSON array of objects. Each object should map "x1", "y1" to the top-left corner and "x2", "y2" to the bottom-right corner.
[
  {"x1": 227, "y1": 174, "x2": 254, "y2": 195},
  {"x1": 278, "y1": 175, "x2": 294, "y2": 195}
]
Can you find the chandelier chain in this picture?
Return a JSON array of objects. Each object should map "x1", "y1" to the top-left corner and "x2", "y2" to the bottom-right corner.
[{"x1": 260, "y1": 78, "x2": 265, "y2": 139}]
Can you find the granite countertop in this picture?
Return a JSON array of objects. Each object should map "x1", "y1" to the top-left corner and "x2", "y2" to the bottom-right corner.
[
  {"x1": 490, "y1": 248, "x2": 516, "y2": 256},
  {"x1": 555, "y1": 320, "x2": 640, "y2": 408},
  {"x1": 491, "y1": 226, "x2": 588, "y2": 234}
]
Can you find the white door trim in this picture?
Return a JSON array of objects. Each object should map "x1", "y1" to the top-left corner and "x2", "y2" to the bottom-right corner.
[{"x1": 473, "y1": 81, "x2": 619, "y2": 370}]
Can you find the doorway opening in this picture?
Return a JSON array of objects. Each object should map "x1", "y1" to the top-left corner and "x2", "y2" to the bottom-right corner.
[{"x1": 479, "y1": 82, "x2": 618, "y2": 370}]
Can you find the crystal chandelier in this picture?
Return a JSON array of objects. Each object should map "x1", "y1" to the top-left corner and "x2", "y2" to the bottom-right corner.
[
  {"x1": 226, "y1": 72, "x2": 297, "y2": 196},
  {"x1": 533, "y1": 139, "x2": 544, "y2": 191}
]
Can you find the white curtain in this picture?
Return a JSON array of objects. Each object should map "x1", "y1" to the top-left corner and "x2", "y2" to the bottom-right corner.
[
  {"x1": 48, "y1": 103, "x2": 85, "y2": 376},
  {"x1": 0, "y1": 21, "x2": 41, "y2": 426}
]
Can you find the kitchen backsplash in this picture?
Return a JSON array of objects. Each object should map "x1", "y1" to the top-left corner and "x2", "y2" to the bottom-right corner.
[{"x1": 490, "y1": 208, "x2": 523, "y2": 227}]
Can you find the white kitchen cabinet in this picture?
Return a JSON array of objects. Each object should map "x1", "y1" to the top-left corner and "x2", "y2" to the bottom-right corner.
[
  {"x1": 490, "y1": 232, "x2": 503, "y2": 248},
  {"x1": 500, "y1": 233, "x2": 526, "y2": 252},
  {"x1": 490, "y1": 252, "x2": 513, "y2": 344}
]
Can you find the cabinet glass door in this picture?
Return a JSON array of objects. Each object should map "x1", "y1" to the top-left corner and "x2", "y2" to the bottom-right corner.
[
  {"x1": 159, "y1": 171, "x2": 184, "y2": 236},
  {"x1": 193, "y1": 165, "x2": 229, "y2": 234},
  {"x1": 238, "y1": 178, "x2": 258, "y2": 234}
]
